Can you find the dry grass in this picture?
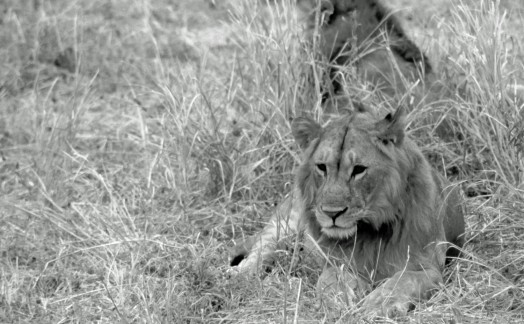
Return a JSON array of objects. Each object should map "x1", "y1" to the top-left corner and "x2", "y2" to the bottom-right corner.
[{"x1": 0, "y1": 0, "x2": 523, "y2": 323}]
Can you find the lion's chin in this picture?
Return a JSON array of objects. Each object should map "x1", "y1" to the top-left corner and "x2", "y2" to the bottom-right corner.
[{"x1": 321, "y1": 224, "x2": 358, "y2": 239}]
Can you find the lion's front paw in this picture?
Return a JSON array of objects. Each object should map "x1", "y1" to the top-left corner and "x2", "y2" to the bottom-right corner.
[
  {"x1": 228, "y1": 240, "x2": 259, "y2": 276},
  {"x1": 226, "y1": 265, "x2": 243, "y2": 277},
  {"x1": 227, "y1": 257, "x2": 258, "y2": 277},
  {"x1": 362, "y1": 288, "x2": 413, "y2": 318},
  {"x1": 316, "y1": 267, "x2": 358, "y2": 307}
]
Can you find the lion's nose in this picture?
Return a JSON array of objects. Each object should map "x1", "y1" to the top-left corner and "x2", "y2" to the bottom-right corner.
[{"x1": 321, "y1": 206, "x2": 348, "y2": 220}]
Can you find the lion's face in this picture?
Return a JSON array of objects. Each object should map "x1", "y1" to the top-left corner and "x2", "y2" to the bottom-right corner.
[
  {"x1": 308, "y1": 125, "x2": 393, "y2": 238},
  {"x1": 292, "y1": 108, "x2": 407, "y2": 239}
]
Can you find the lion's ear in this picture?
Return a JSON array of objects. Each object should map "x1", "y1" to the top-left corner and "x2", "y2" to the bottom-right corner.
[
  {"x1": 375, "y1": 106, "x2": 405, "y2": 146},
  {"x1": 291, "y1": 117, "x2": 321, "y2": 151}
]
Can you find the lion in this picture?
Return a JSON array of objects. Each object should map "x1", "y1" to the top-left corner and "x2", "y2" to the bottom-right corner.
[
  {"x1": 299, "y1": 0, "x2": 433, "y2": 98},
  {"x1": 229, "y1": 105, "x2": 465, "y2": 317}
]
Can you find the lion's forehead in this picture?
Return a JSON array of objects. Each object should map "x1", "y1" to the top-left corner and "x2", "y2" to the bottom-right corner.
[
  {"x1": 314, "y1": 125, "x2": 371, "y2": 163},
  {"x1": 314, "y1": 126, "x2": 346, "y2": 161}
]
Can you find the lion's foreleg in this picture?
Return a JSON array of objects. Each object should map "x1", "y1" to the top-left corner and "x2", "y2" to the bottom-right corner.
[
  {"x1": 234, "y1": 190, "x2": 304, "y2": 274},
  {"x1": 362, "y1": 267, "x2": 442, "y2": 317},
  {"x1": 317, "y1": 265, "x2": 362, "y2": 307}
]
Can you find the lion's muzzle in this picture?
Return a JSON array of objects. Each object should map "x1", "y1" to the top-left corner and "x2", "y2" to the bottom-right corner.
[
  {"x1": 320, "y1": 205, "x2": 348, "y2": 221},
  {"x1": 316, "y1": 205, "x2": 361, "y2": 238}
]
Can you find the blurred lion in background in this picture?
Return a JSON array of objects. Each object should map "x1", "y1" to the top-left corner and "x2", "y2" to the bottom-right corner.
[{"x1": 298, "y1": 0, "x2": 433, "y2": 100}]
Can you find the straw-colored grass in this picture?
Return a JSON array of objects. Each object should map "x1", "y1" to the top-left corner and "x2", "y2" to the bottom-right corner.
[{"x1": 1, "y1": 0, "x2": 523, "y2": 323}]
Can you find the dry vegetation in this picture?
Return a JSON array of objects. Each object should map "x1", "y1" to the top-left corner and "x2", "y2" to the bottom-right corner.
[{"x1": 1, "y1": 0, "x2": 523, "y2": 323}]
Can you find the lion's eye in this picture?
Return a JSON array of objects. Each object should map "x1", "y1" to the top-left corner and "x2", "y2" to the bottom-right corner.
[
  {"x1": 316, "y1": 163, "x2": 327, "y2": 175},
  {"x1": 351, "y1": 165, "x2": 367, "y2": 178}
]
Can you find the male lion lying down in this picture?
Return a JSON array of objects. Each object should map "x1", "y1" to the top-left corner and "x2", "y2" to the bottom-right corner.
[{"x1": 229, "y1": 106, "x2": 465, "y2": 317}]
